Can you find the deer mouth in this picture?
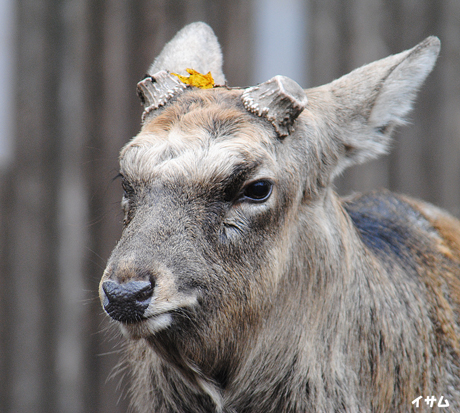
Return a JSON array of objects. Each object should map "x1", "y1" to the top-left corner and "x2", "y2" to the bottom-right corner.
[{"x1": 118, "y1": 311, "x2": 175, "y2": 338}]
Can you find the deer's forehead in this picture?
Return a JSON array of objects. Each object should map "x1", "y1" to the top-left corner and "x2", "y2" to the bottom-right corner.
[{"x1": 120, "y1": 103, "x2": 277, "y2": 183}]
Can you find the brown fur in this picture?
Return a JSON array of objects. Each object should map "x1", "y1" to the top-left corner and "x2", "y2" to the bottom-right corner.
[{"x1": 99, "y1": 28, "x2": 459, "y2": 412}]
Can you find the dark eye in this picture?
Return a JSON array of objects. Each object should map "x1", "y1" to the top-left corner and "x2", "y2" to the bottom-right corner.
[
  {"x1": 242, "y1": 180, "x2": 273, "y2": 202},
  {"x1": 121, "y1": 178, "x2": 135, "y2": 197},
  {"x1": 120, "y1": 178, "x2": 136, "y2": 226}
]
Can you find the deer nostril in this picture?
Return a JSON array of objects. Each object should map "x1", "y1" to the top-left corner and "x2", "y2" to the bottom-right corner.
[
  {"x1": 102, "y1": 280, "x2": 154, "y2": 323},
  {"x1": 134, "y1": 285, "x2": 154, "y2": 302}
]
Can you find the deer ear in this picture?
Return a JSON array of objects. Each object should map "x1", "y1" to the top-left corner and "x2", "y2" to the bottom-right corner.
[
  {"x1": 325, "y1": 36, "x2": 440, "y2": 175},
  {"x1": 148, "y1": 22, "x2": 226, "y2": 85}
]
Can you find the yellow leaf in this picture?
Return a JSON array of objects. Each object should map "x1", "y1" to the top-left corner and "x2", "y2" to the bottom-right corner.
[{"x1": 172, "y1": 68, "x2": 215, "y2": 89}]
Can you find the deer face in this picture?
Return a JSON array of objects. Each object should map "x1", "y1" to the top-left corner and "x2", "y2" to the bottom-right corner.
[{"x1": 99, "y1": 88, "x2": 310, "y2": 347}]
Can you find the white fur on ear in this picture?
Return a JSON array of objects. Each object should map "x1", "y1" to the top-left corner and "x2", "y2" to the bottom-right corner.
[
  {"x1": 148, "y1": 22, "x2": 226, "y2": 86},
  {"x1": 369, "y1": 36, "x2": 440, "y2": 128},
  {"x1": 324, "y1": 36, "x2": 440, "y2": 175}
]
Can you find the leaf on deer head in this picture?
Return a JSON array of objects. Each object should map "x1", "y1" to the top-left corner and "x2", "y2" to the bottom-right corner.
[{"x1": 172, "y1": 69, "x2": 215, "y2": 89}]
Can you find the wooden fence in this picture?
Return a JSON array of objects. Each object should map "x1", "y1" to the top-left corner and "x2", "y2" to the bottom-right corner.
[{"x1": 0, "y1": 1, "x2": 458, "y2": 412}]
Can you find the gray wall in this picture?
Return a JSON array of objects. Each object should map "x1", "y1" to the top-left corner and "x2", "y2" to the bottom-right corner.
[{"x1": 1, "y1": 1, "x2": 458, "y2": 412}]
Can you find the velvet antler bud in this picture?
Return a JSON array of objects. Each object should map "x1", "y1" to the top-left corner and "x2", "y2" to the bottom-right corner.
[
  {"x1": 137, "y1": 70, "x2": 187, "y2": 122},
  {"x1": 241, "y1": 75, "x2": 308, "y2": 137}
]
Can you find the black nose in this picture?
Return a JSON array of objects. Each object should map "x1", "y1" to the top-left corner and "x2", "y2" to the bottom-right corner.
[{"x1": 102, "y1": 280, "x2": 154, "y2": 323}]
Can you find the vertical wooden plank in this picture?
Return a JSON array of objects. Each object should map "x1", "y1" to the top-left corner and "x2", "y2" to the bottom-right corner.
[
  {"x1": 438, "y1": 0, "x2": 460, "y2": 216},
  {"x1": 0, "y1": 169, "x2": 14, "y2": 413},
  {"x1": 9, "y1": 0, "x2": 62, "y2": 410},
  {"x1": 308, "y1": 0, "x2": 349, "y2": 87},
  {"x1": 54, "y1": 1, "x2": 91, "y2": 412},
  {"x1": 80, "y1": 0, "x2": 112, "y2": 411},
  {"x1": 205, "y1": 0, "x2": 253, "y2": 87},
  {"x1": 0, "y1": 5, "x2": 15, "y2": 409}
]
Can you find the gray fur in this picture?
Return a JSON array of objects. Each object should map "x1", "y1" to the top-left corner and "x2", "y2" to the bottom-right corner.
[{"x1": 100, "y1": 24, "x2": 460, "y2": 412}]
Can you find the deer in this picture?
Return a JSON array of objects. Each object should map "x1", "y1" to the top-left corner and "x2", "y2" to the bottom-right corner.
[{"x1": 99, "y1": 22, "x2": 460, "y2": 412}]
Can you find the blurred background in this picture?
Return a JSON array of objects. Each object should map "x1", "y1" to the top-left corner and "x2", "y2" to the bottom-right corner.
[{"x1": 0, "y1": 1, "x2": 459, "y2": 412}]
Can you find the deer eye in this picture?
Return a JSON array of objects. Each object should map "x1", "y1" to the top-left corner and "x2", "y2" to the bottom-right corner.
[
  {"x1": 242, "y1": 180, "x2": 273, "y2": 202},
  {"x1": 121, "y1": 177, "x2": 135, "y2": 198}
]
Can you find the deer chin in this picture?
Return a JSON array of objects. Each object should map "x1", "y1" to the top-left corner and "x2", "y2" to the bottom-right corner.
[
  {"x1": 119, "y1": 294, "x2": 199, "y2": 339},
  {"x1": 119, "y1": 313, "x2": 174, "y2": 339}
]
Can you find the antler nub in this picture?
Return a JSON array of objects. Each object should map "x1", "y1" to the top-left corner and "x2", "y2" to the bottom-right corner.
[
  {"x1": 241, "y1": 75, "x2": 308, "y2": 137},
  {"x1": 137, "y1": 70, "x2": 187, "y2": 122}
]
